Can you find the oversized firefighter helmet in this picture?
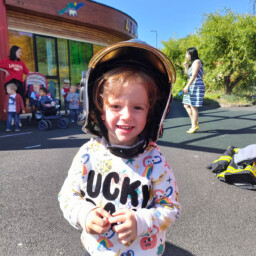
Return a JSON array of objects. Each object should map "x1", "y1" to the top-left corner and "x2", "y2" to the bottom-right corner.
[{"x1": 81, "y1": 39, "x2": 176, "y2": 158}]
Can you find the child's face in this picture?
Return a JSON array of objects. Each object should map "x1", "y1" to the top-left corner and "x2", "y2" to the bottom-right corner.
[
  {"x1": 33, "y1": 84, "x2": 40, "y2": 92},
  {"x1": 103, "y1": 82, "x2": 149, "y2": 146},
  {"x1": 7, "y1": 87, "x2": 15, "y2": 94},
  {"x1": 39, "y1": 90, "x2": 46, "y2": 96},
  {"x1": 64, "y1": 83, "x2": 70, "y2": 88},
  {"x1": 70, "y1": 86, "x2": 76, "y2": 93}
]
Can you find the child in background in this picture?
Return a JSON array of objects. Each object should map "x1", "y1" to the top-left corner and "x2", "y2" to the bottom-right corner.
[
  {"x1": 4, "y1": 83, "x2": 25, "y2": 132},
  {"x1": 76, "y1": 82, "x2": 83, "y2": 113},
  {"x1": 30, "y1": 83, "x2": 41, "y2": 100},
  {"x1": 61, "y1": 79, "x2": 70, "y2": 114},
  {"x1": 76, "y1": 82, "x2": 81, "y2": 95},
  {"x1": 66, "y1": 85, "x2": 80, "y2": 122},
  {"x1": 58, "y1": 40, "x2": 180, "y2": 256},
  {"x1": 39, "y1": 87, "x2": 56, "y2": 109},
  {"x1": 30, "y1": 83, "x2": 41, "y2": 118}
]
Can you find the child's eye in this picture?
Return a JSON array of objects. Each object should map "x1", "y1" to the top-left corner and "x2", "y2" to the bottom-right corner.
[
  {"x1": 134, "y1": 106, "x2": 143, "y2": 110},
  {"x1": 109, "y1": 104, "x2": 120, "y2": 110}
]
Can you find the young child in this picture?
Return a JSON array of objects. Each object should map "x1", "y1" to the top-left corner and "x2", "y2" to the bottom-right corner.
[
  {"x1": 61, "y1": 79, "x2": 70, "y2": 114},
  {"x1": 4, "y1": 83, "x2": 25, "y2": 132},
  {"x1": 30, "y1": 83, "x2": 41, "y2": 100},
  {"x1": 66, "y1": 85, "x2": 80, "y2": 122},
  {"x1": 58, "y1": 40, "x2": 180, "y2": 256},
  {"x1": 38, "y1": 87, "x2": 56, "y2": 109}
]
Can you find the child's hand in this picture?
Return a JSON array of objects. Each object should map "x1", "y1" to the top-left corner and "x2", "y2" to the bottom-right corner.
[
  {"x1": 70, "y1": 99, "x2": 74, "y2": 103},
  {"x1": 22, "y1": 110, "x2": 25, "y2": 114},
  {"x1": 3, "y1": 109, "x2": 6, "y2": 113},
  {"x1": 109, "y1": 209, "x2": 137, "y2": 245},
  {"x1": 85, "y1": 208, "x2": 112, "y2": 235}
]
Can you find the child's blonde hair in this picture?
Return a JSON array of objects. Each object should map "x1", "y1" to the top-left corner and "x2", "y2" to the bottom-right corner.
[
  {"x1": 6, "y1": 83, "x2": 17, "y2": 91},
  {"x1": 94, "y1": 67, "x2": 159, "y2": 119},
  {"x1": 33, "y1": 83, "x2": 40, "y2": 91},
  {"x1": 70, "y1": 85, "x2": 77, "y2": 90}
]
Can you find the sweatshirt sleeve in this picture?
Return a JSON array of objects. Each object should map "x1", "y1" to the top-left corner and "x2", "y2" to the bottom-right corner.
[
  {"x1": 58, "y1": 144, "x2": 96, "y2": 230},
  {"x1": 135, "y1": 156, "x2": 180, "y2": 237},
  {"x1": 22, "y1": 61, "x2": 30, "y2": 75}
]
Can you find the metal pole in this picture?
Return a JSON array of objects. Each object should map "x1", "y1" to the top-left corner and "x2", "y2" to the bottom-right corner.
[{"x1": 150, "y1": 30, "x2": 157, "y2": 48}]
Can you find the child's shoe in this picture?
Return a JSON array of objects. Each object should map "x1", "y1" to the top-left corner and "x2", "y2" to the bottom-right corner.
[
  {"x1": 5, "y1": 129, "x2": 11, "y2": 132},
  {"x1": 15, "y1": 129, "x2": 21, "y2": 132},
  {"x1": 71, "y1": 120, "x2": 75, "y2": 123}
]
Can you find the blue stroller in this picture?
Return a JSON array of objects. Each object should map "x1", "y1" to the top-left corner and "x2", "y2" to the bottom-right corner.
[{"x1": 25, "y1": 73, "x2": 70, "y2": 131}]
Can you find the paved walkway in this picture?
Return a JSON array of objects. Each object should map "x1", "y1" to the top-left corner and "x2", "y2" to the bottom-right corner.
[{"x1": 0, "y1": 100, "x2": 256, "y2": 256}]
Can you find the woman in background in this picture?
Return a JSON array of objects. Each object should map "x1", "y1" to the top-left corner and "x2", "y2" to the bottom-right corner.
[
  {"x1": 182, "y1": 47, "x2": 205, "y2": 134},
  {"x1": 0, "y1": 45, "x2": 30, "y2": 105}
]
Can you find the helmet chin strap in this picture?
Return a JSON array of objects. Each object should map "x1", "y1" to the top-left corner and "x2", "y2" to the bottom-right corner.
[
  {"x1": 107, "y1": 138, "x2": 148, "y2": 159},
  {"x1": 94, "y1": 108, "x2": 149, "y2": 158}
]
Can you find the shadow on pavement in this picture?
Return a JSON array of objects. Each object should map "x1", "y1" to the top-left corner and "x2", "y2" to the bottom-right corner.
[
  {"x1": 165, "y1": 99, "x2": 221, "y2": 119},
  {"x1": 164, "y1": 242, "x2": 195, "y2": 256},
  {"x1": 160, "y1": 100, "x2": 256, "y2": 154},
  {"x1": 0, "y1": 117, "x2": 88, "y2": 151}
]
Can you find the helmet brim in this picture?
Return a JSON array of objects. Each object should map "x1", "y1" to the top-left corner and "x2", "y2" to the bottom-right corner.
[{"x1": 82, "y1": 40, "x2": 176, "y2": 142}]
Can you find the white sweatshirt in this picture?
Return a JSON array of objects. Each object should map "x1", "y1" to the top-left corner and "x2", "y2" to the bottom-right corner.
[{"x1": 58, "y1": 137, "x2": 180, "y2": 256}]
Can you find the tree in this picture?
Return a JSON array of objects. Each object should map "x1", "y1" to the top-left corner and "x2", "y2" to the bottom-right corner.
[
  {"x1": 200, "y1": 10, "x2": 256, "y2": 94},
  {"x1": 162, "y1": 10, "x2": 256, "y2": 95},
  {"x1": 162, "y1": 34, "x2": 201, "y2": 92}
]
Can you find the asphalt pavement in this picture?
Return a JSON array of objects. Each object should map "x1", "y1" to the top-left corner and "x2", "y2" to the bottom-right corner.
[{"x1": 0, "y1": 100, "x2": 256, "y2": 256}]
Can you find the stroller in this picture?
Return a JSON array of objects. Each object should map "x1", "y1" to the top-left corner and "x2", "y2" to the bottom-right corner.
[{"x1": 25, "y1": 73, "x2": 69, "y2": 131}]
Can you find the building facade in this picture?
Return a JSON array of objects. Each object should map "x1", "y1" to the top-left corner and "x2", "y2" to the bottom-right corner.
[{"x1": 0, "y1": 0, "x2": 137, "y2": 119}]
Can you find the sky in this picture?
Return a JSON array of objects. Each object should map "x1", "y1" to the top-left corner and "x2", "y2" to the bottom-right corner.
[{"x1": 93, "y1": 0, "x2": 253, "y2": 48}]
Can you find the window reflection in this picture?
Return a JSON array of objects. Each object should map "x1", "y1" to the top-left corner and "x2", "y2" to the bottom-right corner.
[
  {"x1": 8, "y1": 30, "x2": 35, "y2": 72},
  {"x1": 58, "y1": 38, "x2": 70, "y2": 86},
  {"x1": 69, "y1": 40, "x2": 93, "y2": 85},
  {"x1": 36, "y1": 36, "x2": 57, "y2": 76}
]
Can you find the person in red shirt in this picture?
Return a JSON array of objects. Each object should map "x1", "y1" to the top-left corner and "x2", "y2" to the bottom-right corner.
[
  {"x1": 0, "y1": 45, "x2": 30, "y2": 106},
  {"x1": 61, "y1": 79, "x2": 70, "y2": 114}
]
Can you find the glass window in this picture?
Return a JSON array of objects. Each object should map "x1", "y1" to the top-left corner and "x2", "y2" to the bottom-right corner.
[
  {"x1": 69, "y1": 40, "x2": 93, "y2": 85},
  {"x1": 8, "y1": 30, "x2": 35, "y2": 72},
  {"x1": 36, "y1": 36, "x2": 57, "y2": 76},
  {"x1": 57, "y1": 38, "x2": 70, "y2": 86},
  {"x1": 48, "y1": 79, "x2": 60, "y2": 99}
]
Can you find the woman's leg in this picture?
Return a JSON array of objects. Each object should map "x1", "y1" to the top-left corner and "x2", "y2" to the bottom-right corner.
[
  {"x1": 15, "y1": 80, "x2": 26, "y2": 106},
  {"x1": 184, "y1": 104, "x2": 193, "y2": 126},
  {"x1": 190, "y1": 106, "x2": 199, "y2": 129}
]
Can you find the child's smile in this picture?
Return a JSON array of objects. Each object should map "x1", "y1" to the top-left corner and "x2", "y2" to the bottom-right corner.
[{"x1": 104, "y1": 82, "x2": 149, "y2": 146}]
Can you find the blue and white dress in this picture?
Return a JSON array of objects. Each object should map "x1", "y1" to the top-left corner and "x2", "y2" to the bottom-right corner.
[{"x1": 183, "y1": 60, "x2": 205, "y2": 107}]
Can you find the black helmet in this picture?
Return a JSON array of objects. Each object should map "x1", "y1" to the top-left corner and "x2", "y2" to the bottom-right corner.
[{"x1": 81, "y1": 39, "x2": 176, "y2": 158}]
